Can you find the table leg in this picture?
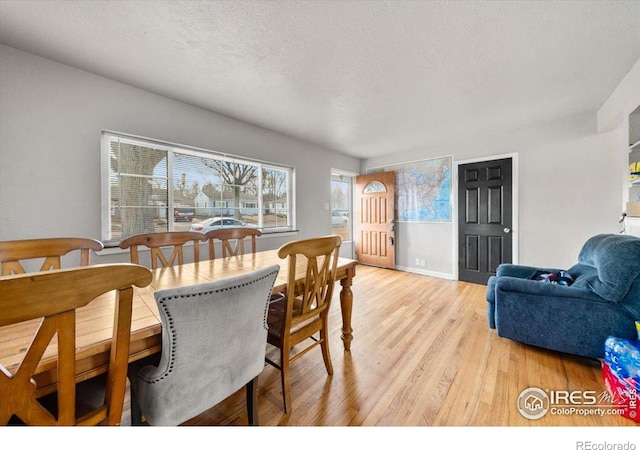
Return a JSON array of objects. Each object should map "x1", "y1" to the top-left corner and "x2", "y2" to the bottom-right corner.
[{"x1": 339, "y1": 267, "x2": 355, "y2": 350}]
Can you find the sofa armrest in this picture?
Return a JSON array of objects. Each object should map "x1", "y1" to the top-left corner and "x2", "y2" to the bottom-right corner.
[
  {"x1": 494, "y1": 277, "x2": 638, "y2": 358},
  {"x1": 487, "y1": 273, "x2": 582, "y2": 330},
  {"x1": 487, "y1": 267, "x2": 568, "y2": 329},
  {"x1": 495, "y1": 276, "x2": 604, "y2": 301},
  {"x1": 496, "y1": 264, "x2": 564, "y2": 279}
]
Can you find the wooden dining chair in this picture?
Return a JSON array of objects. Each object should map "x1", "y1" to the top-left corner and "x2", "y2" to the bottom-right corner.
[
  {"x1": 0, "y1": 263, "x2": 153, "y2": 425},
  {"x1": 265, "y1": 235, "x2": 341, "y2": 413},
  {"x1": 0, "y1": 237, "x2": 104, "y2": 275},
  {"x1": 205, "y1": 227, "x2": 262, "y2": 259},
  {"x1": 119, "y1": 231, "x2": 207, "y2": 269},
  {"x1": 130, "y1": 265, "x2": 280, "y2": 425}
]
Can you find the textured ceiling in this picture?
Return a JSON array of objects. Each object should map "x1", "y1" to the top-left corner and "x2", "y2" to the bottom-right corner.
[{"x1": 1, "y1": 0, "x2": 639, "y2": 159}]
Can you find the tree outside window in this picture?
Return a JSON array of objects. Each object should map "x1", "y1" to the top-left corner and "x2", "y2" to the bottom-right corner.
[{"x1": 104, "y1": 133, "x2": 293, "y2": 244}]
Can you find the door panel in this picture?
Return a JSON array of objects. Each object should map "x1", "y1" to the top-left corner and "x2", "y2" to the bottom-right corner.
[
  {"x1": 458, "y1": 158, "x2": 513, "y2": 284},
  {"x1": 466, "y1": 188, "x2": 479, "y2": 223},
  {"x1": 356, "y1": 172, "x2": 395, "y2": 269}
]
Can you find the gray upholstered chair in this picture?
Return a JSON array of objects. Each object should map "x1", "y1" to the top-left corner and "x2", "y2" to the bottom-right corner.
[{"x1": 130, "y1": 265, "x2": 280, "y2": 426}]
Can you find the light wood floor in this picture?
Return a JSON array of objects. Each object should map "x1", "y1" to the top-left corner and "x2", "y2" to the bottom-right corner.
[{"x1": 183, "y1": 264, "x2": 637, "y2": 427}]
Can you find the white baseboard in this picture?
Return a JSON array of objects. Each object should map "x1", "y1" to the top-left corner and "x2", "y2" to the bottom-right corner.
[{"x1": 395, "y1": 265, "x2": 455, "y2": 280}]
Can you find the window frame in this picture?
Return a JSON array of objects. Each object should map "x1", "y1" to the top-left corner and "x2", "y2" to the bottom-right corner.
[{"x1": 101, "y1": 131, "x2": 295, "y2": 245}]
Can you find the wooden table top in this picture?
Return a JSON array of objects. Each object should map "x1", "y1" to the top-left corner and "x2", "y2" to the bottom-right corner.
[{"x1": 0, "y1": 249, "x2": 357, "y2": 396}]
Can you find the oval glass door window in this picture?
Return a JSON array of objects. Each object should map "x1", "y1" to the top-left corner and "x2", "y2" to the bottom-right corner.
[{"x1": 363, "y1": 180, "x2": 387, "y2": 193}]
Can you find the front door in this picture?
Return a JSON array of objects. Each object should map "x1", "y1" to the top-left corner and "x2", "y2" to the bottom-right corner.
[
  {"x1": 458, "y1": 158, "x2": 513, "y2": 284},
  {"x1": 355, "y1": 172, "x2": 396, "y2": 269}
]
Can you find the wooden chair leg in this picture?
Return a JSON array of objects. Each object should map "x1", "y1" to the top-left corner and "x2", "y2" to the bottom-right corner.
[
  {"x1": 246, "y1": 376, "x2": 259, "y2": 426},
  {"x1": 281, "y1": 346, "x2": 292, "y2": 414},
  {"x1": 320, "y1": 327, "x2": 334, "y2": 375}
]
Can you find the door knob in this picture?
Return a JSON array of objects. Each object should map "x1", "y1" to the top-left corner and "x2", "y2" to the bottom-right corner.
[{"x1": 503, "y1": 227, "x2": 511, "y2": 233}]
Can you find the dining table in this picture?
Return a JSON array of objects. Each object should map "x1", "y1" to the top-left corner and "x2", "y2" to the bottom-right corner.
[{"x1": 0, "y1": 249, "x2": 358, "y2": 397}]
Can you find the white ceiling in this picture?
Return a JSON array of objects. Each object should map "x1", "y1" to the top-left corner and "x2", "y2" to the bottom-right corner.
[{"x1": 1, "y1": 1, "x2": 639, "y2": 159}]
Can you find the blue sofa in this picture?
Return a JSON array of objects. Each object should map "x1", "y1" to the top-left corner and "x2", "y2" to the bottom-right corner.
[{"x1": 486, "y1": 234, "x2": 640, "y2": 359}]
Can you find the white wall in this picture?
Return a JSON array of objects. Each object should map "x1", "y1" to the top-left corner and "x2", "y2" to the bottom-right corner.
[
  {"x1": 597, "y1": 56, "x2": 640, "y2": 226},
  {"x1": 362, "y1": 114, "x2": 625, "y2": 275},
  {"x1": 517, "y1": 129, "x2": 624, "y2": 267},
  {"x1": 598, "y1": 57, "x2": 640, "y2": 135},
  {"x1": 0, "y1": 45, "x2": 360, "y2": 264}
]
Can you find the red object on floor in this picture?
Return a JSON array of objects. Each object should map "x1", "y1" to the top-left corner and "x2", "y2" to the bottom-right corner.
[{"x1": 601, "y1": 361, "x2": 639, "y2": 423}]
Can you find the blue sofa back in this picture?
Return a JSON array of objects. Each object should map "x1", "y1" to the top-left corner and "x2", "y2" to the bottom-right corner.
[{"x1": 568, "y1": 234, "x2": 640, "y2": 317}]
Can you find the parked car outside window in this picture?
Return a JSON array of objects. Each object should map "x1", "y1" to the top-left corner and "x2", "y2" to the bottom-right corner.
[
  {"x1": 190, "y1": 217, "x2": 258, "y2": 233},
  {"x1": 331, "y1": 211, "x2": 348, "y2": 226},
  {"x1": 174, "y1": 208, "x2": 195, "y2": 222}
]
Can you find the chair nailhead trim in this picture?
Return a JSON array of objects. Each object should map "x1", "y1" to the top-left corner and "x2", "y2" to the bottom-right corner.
[{"x1": 138, "y1": 268, "x2": 278, "y2": 385}]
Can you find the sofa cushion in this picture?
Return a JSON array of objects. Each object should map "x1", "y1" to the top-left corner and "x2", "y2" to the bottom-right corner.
[
  {"x1": 567, "y1": 263, "x2": 597, "y2": 280},
  {"x1": 568, "y1": 264, "x2": 599, "y2": 292},
  {"x1": 574, "y1": 234, "x2": 640, "y2": 303}
]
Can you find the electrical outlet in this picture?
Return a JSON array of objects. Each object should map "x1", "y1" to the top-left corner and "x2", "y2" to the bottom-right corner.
[
  {"x1": 415, "y1": 257, "x2": 421, "y2": 266},
  {"x1": 420, "y1": 259, "x2": 426, "y2": 267}
]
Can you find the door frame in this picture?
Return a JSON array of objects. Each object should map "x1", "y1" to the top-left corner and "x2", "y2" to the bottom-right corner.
[{"x1": 453, "y1": 152, "x2": 519, "y2": 281}]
